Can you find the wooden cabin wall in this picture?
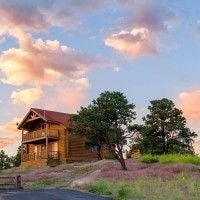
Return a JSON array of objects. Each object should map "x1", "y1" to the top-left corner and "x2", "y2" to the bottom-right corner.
[
  {"x1": 67, "y1": 134, "x2": 98, "y2": 162},
  {"x1": 49, "y1": 123, "x2": 66, "y2": 164}
]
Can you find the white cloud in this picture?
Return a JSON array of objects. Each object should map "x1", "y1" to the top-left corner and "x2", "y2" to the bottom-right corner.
[
  {"x1": 105, "y1": 0, "x2": 177, "y2": 58},
  {"x1": 11, "y1": 88, "x2": 43, "y2": 106},
  {"x1": 0, "y1": 117, "x2": 21, "y2": 148},
  {"x1": 0, "y1": 33, "x2": 102, "y2": 86},
  {"x1": 105, "y1": 28, "x2": 157, "y2": 58}
]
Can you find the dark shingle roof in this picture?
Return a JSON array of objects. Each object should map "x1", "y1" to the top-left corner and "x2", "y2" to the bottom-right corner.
[{"x1": 31, "y1": 108, "x2": 70, "y2": 127}]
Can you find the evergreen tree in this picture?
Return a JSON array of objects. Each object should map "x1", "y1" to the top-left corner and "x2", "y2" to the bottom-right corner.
[
  {"x1": 134, "y1": 98, "x2": 197, "y2": 154},
  {"x1": 0, "y1": 150, "x2": 12, "y2": 169},
  {"x1": 71, "y1": 91, "x2": 137, "y2": 170}
]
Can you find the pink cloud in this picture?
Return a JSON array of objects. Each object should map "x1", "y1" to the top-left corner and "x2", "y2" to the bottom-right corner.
[
  {"x1": 105, "y1": 28, "x2": 157, "y2": 58},
  {"x1": 43, "y1": 79, "x2": 90, "y2": 113},
  {"x1": 193, "y1": 139, "x2": 200, "y2": 155},
  {"x1": 105, "y1": 0, "x2": 177, "y2": 58},
  {"x1": 0, "y1": 117, "x2": 21, "y2": 148},
  {"x1": 177, "y1": 90, "x2": 200, "y2": 123},
  {"x1": 0, "y1": 0, "x2": 110, "y2": 37},
  {"x1": 11, "y1": 88, "x2": 43, "y2": 106},
  {"x1": 0, "y1": 33, "x2": 102, "y2": 86}
]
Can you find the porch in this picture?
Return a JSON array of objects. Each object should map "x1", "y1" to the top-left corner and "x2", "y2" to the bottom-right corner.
[
  {"x1": 22, "y1": 128, "x2": 59, "y2": 143},
  {"x1": 21, "y1": 151, "x2": 59, "y2": 162}
]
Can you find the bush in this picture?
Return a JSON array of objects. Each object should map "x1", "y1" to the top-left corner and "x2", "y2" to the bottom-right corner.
[
  {"x1": 89, "y1": 175, "x2": 200, "y2": 200},
  {"x1": 139, "y1": 154, "x2": 200, "y2": 165},
  {"x1": 158, "y1": 154, "x2": 200, "y2": 165},
  {"x1": 47, "y1": 160, "x2": 60, "y2": 167},
  {"x1": 28, "y1": 179, "x2": 55, "y2": 189},
  {"x1": 103, "y1": 154, "x2": 116, "y2": 160},
  {"x1": 139, "y1": 155, "x2": 159, "y2": 164},
  {"x1": 89, "y1": 181, "x2": 111, "y2": 195}
]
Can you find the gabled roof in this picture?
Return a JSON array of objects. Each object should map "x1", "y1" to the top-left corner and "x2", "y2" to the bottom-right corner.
[{"x1": 18, "y1": 108, "x2": 71, "y2": 129}]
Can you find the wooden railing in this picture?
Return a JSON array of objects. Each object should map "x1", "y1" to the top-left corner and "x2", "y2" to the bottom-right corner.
[
  {"x1": 22, "y1": 129, "x2": 59, "y2": 142},
  {"x1": 22, "y1": 151, "x2": 59, "y2": 162},
  {"x1": 0, "y1": 175, "x2": 21, "y2": 189}
]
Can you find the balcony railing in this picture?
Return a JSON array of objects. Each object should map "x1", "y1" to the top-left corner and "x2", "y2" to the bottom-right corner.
[
  {"x1": 22, "y1": 129, "x2": 59, "y2": 142},
  {"x1": 22, "y1": 151, "x2": 59, "y2": 162}
]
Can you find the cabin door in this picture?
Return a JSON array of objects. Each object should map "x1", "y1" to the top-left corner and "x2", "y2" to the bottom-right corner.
[
  {"x1": 52, "y1": 142, "x2": 58, "y2": 152},
  {"x1": 34, "y1": 144, "x2": 42, "y2": 160}
]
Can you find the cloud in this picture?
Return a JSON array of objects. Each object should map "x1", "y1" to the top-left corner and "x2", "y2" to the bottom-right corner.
[
  {"x1": 127, "y1": 0, "x2": 176, "y2": 32},
  {"x1": 0, "y1": 33, "x2": 102, "y2": 86},
  {"x1": 105, "y1": 28, "x2": 157, "y2": 58},
  {"x1": 43, "y1": 78, "x2": 90, "y2": 113},
  {"x1": 0, "y1": 0, "x2": 110, "y2": 37},
  {"x1": 0, "y1": 117, "x2": 21, "y2": 148},
  {"x1": 193, "y1": 139, "x2": 200, "y2": 155},
  {"x1": 177, "y1": 90, "x2": 200, "y2": 123},
  {"x1": 105, "y1": 0, "x2": 177, "y2": 58},
  {"x1": 11, "y1": 88, "x2": 43, "y2": 106}
]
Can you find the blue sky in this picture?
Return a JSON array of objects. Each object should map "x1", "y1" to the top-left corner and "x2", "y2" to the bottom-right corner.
[{"x1": 0, "y1": 0, "x2": 200, "y2": 155}]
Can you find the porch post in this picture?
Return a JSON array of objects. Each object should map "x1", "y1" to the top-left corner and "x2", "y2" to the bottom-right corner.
[
  {"x1": 21, "y1": 129, "x2": 24, "y2": 162},
  {"x1": 45, "y1": 123, "x2": 49, "y2": 159}
]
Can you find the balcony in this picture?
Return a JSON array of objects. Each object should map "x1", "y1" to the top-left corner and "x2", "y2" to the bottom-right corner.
[
  {"x1": 21, "y1": 151, "x2": 59, "y2": 162},
  {"x1": 22, "y1": 129, "x2": 59, "y2": 143}
]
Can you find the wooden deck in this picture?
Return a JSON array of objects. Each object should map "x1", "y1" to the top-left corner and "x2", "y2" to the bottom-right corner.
[
  {"x1": 22, "y1": 129, "x2": 59, "y2": 143},
  {"x1": 21, "y1": 151, "x2": 59, "y2": 162}
]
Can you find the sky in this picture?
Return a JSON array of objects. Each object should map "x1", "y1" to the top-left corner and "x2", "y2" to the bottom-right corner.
[{"x1": 0, "y1": 0, "x2": 200, "y2": 155}]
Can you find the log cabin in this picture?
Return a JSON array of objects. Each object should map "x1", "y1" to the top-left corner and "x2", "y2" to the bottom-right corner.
[{"x1": 18, "y1": 108, "x2": 104, "y2": 167}]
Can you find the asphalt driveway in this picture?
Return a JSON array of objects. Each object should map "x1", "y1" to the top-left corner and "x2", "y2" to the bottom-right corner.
[{"x1": 0, "y1": 189, "x2": 110, "y2": 200}]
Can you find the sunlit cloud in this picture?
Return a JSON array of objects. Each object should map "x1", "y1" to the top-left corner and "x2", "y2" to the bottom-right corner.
[
  {"x1": 0, "y1": 0, "x2": 110, "y2": 37},
  {"x1": 105, "y1": 0, "x2": 177, "y2": 58},
  {"x1": 177, "y1": 90, "x2": 200, "y2": 123},
  {"x1": 0, "y1": 33, "x2": 102, "y2": 86},
  {"x1": 11, "y1": 88, "x2": 43, "y2": 106},
  {"x1": 0, "y1": 117, "x2": 21, "y2": 148},
  {"x1": 43, "y1": 79, "x2": 90, "y2": 113},
  {"x1": 105, "y1": 28, "x2": 157, "y2": 58},
  {"x1": 193, "y1": 139, "x2": 200, "y2": 155}
]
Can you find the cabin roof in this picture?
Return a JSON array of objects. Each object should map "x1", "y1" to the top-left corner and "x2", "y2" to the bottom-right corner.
[{"x1": 18, "y1": 108, "x2": 71, "y2": 129}]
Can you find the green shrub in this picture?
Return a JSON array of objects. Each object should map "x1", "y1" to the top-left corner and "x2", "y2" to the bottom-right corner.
[
  {"x1": 89, "y1": 175, "x2": 200, "y2": 200},
  {"x1": 103, "y1": 154, "x2": 116, "y2": 160},
  {"x1": 89, "y1": 181, "x2": 112, "y2": 195},
  {"x1": 140, "y1": 154, "x2": 200, "y2": 165},
  {"x1": 118, "y1": 186, "x2": 131, "y2": 199},
  {"x1": 28, "y1": 179, "x2": 55, "y2": 189},
  {"x1": 47, "y1": 159, "x2": 60, "y2": 167},
  {"x1": 139, "y1": 154, "x2": 159, "y2": 164}
]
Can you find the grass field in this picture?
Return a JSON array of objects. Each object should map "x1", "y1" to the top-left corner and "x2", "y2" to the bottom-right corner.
[
  {"x1": 1, "y1": 157, "x2": 199, "y2": 199},
  {"x1": 89, "y1": 174, "x2": 200, "y2": 200},
  {"x1": 139, "y1": 154, "x2": 200, "y2": 165}
]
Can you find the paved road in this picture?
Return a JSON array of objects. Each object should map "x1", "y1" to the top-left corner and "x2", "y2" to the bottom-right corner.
[{"x1": 0, "y1": 189, "x2": 110, "y2": 200}]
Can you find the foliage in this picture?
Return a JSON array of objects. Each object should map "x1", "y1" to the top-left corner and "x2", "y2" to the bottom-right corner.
[
  {"x1": 71, "y1": 91, "x2": 137, "y2": 170},
  {"x1": 0, "y1": 146, "x2": 21, "y2": 169},
  {"x1": 0, "y1": 150, "x2": 12, "y2": 169},
  {"x1": 27, "y1": 179, "x2": 55, "y2": 189},
  {"x1": 47, "y1": 159, "x2": 60, "y2": 167},
  {"x1": 139, "y1": 154, "x2": 159, "y2": 164},
  {"x1": 133, "y1": 98, "x2": 197, "y2": 154},
  {"x1": 89, "y1": 181, "x2": 112, "y2": 195},
  {"x1": 139, "y1": 154, "x2": 200, "y2": 165},
  {"x1": 10, "y1": 146, "x2": 21, "y2": 167},
  {"x1": 89, "y1": 174, "x2": 200, "y2": 200}
]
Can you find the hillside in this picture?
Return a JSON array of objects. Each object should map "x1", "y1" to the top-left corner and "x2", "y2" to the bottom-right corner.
[{"x1": 1, "y1": 159, "x2": 200, "y2": 199}]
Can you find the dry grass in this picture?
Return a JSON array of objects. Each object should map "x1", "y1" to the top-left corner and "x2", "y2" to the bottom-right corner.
[
  {"x1": 99, "y1": 159, "x2": 200, "y2": 181},
  {"x1": 0, "y1": 160, "x2": 113, "y2": 189}
]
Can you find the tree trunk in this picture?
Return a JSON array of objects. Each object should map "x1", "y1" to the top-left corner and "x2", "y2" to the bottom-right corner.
[
  {"x1": 117, "y1": 150, "x2": 127, "y2": 170},
  {"x1": 162, "y1": 136, "x2": 166, "y2": 154},
  {"x1": 118, "y1": 157, "x2": 127, "y2": 170},
  {"x1": 97, "y1": 145, "x2": 102, "y2": 160}
]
